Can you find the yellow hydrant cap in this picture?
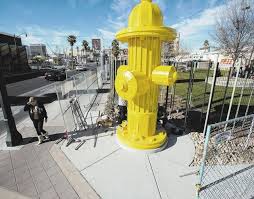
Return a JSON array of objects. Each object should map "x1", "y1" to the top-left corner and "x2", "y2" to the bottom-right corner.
[{"x1": 116, "y1": 0, "x2": 176, "y2": 42}]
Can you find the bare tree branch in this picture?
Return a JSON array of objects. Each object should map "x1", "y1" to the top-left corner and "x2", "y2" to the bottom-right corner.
[{"x1": 213, "y1": 0, "x2": 254, "y2": 65}]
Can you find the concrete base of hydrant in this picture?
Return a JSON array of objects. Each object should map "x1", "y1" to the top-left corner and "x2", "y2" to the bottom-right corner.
[
  {"x1": 116, "y1": 136, "x2": 168, "y2": 154},
  {"x1": 116, "y1": 122, "x2": 168, "y2": 151}
]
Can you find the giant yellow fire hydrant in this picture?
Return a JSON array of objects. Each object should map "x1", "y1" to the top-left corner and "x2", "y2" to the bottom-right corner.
[{"x1": 115, "y1": 0, "x2": 178, "y2": 152}]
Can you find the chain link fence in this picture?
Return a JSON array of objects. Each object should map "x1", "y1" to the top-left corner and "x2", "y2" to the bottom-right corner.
[
  {"x1": 54, "y1": 66, "x2": 105, "y2": 133},
  {"x1": 197, "y1": 114, "x2": 254, "y2": 199}
]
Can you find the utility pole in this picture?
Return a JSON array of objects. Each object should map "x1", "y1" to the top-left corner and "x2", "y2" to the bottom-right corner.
[
  {"x1": 13, "y1": 33, "x2": 27, "y2": 71},
  {"x1": 0, "y1": 71, "x2": 23, "y2": 146}
]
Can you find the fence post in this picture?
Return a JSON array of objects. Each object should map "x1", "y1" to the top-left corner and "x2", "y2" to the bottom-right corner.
[
  {"x1": 244, "y1": 116, "x2": 254, "y2": 149},
  {"x1": 226, "y1": 64, "x2": 241, "y2": 121},
  {"x1": 165, "y1": 86, "x2": 169, "y2": 116},
  {"x1": 197, "y1": 125, "x2": 212, "y2": 198},
  {"x1": 244, "y1": 85, "x2": 254, "y2": 117},
  {"x1": 189, "y1": 61, "x2": 196, "y2": 105},
  {"x1": 184, "y1": 61, "x2": 194, "y2": 132},
  {"x1": 202, "y1": 61, "x2": 219, "y2": 136},
  {"x1": 73, "y1": 76, "x2": 78, "y2": 97},
  {"x1": 55, "y1": 84, "x2": 69, "y2": 135},
  {"x1": 232, "y1": 73, "x2": 248, "y2": 131},
  {"x1": 200, "y1": 63, "x2": 211, "y2": 124},
  {"x1": 219, "y1": 67, "x2": 232, "y2": 122}
]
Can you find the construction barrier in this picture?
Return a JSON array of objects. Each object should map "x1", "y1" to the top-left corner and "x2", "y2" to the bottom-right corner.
[{"x1": 197, "y1": 114, "x2": 254, "y2": 199}]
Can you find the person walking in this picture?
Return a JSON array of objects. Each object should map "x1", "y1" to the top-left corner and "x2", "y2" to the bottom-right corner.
[{"x1": 24, "y1": 97, "x2": 49, "y2": 145}]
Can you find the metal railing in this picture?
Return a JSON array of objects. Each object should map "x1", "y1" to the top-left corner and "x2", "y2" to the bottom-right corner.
[
  {"x1": 0, "y1": 66, "x2": 104, "y2": 137},
  {"x1": 197, "y1": 114, "x2": 254, "y2": 199}
]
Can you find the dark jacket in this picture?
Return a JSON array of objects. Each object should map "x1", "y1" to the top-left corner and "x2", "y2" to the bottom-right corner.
[{"x1": 24, "y1": 102, "x2": 48, "y2": 121}]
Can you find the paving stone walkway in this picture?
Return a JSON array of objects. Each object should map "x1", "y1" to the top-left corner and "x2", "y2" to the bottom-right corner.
[{"x1": 0, "y1": 126, "x2": 80, "y2": 199}]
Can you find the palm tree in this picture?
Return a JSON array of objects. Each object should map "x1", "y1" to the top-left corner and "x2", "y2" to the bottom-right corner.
[
  {"x1": 76, "y1": 46, "x2": 79, "y2": 63},
  {"x1": 203, "y1": 40, "x2": 210, "y2": 52},
  {"x1": 67, "y1": 35, "x2": 77, "y2": 69},
  {"x1": 82, "y1": 40, "x2": 89, "y2": 64},
  {"x1": 111, "y1": 39, "x2": 120, "y2": 92},
  {"x1": 112, "y1": 39, "x2": 120, "y2": 58}
]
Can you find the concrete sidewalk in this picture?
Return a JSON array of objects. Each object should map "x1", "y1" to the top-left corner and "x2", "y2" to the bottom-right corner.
[
  {"x1": 0, "y1": 125, "x2": 81, "y2": 199},
  {"x1": 0, "y1": 71, "x2": 107, "y2": 198},
  {"x1": 53, "y1": 87, "x2": 198, "y2": 199}
]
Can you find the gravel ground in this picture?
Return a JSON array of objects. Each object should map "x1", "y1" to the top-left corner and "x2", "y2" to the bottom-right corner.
[{"x1": 190, "y1": 131, "x2": 254, "y2": 166}]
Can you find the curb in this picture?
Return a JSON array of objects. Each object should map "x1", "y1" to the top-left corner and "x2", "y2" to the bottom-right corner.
[
  {"x1": 0, "y1": 186, "x2": 31, "y2": 199},
  {"x1": 49, "y1": 144, "x2": 101, "y2": 199}
]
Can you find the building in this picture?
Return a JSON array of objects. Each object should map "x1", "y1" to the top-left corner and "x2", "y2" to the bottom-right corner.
[
  {"x1": 0, "y1": 32, "x2": 29, "y2": 73},
  {"x1": 28, "y1": 44, "x2": 47, "y2": 58}
]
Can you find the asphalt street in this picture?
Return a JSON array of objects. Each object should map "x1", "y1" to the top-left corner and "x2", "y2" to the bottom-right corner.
[
  {"x1": 7, "y1": 76, "x2": 54, "y2": 96},
  {"x1": 6, "y1": 69, "x2": 85, "y2": 96},
  {"x1": 1, "y1": 64, "x2": 99, "y2": 136}
]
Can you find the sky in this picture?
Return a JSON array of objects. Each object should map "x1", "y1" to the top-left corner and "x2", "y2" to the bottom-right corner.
[{"x1": 0, "y1": 0, "x2": 227, "y2": 54}]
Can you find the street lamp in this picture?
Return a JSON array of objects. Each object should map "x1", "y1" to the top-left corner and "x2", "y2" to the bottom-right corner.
[
  {"x1": 13, "y1": 32, "x2": 27, "y2": 47},
  {"x1": 13, "y1": 33, "x2": 27, "y2": 71}
]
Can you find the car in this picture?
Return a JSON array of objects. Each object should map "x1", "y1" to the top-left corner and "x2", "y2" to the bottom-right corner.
[
  {"x1": 45, "y1": 69, "x2": 66, "y2": 81},
  {"x1": 76, "y1": 65, "x2": 88, "y2": 71}
]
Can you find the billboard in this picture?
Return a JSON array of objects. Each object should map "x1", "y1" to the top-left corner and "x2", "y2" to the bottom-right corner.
[
  {"x1": 220, "y1": 58, "x2": 233, "y2": 68},
  {"x1": 92, "y1": 39, "x2": 101, "y2": 51}
]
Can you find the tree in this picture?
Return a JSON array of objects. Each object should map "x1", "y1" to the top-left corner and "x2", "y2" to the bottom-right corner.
[
  {"x1": 67, "y1": 35, "x2": 77, "y2": 69},
  {"x1": 82, "y1": 40, "x2": 89, "y2": 64},
  {"x1": 199, "y1": 40, "x2": 210, "y2": 52},
  {"x1": 203, "y1": 40, "x2": 209, "y2": 47},
  {"x1": 112, "y1": 39, "x2": 120, "y2": 58},
  {"x1": 213, "y1": 0, "x2": 254, "y2": 68},
  {"x1": 111, "y1": 39, "x2": 120, "y2": 93},
  {"x1": 76, "y1": 46, "x2": 79, "y2": 63}
]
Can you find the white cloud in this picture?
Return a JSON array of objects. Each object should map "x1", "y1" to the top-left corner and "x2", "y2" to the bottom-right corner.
[
  {"x1": 97, "y1": 29, "x2": 115, "y2": 40},
  {"x1": 17, "y1": 25, "x2": 80, "y2": 54},
  {"x1": 95, "y1": 0, "x2": 137, "y2": 47},
  {"x1": 171, "y1": 4, "x2": 225, "y2": 37},
  {"x1": 108, "y1": 17, "x2": 126, "y2": 30},
  {"x1": 98, "y1": 0, "x2": 169, "y2": 46},
  {"x1": 111, "y1": 0, "x2": 138, "y2": 14}
]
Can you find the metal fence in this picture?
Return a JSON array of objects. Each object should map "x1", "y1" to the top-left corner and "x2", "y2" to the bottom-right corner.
[
  {"x1": 0, "y1": 66, "x2": 104, "y2": 138},
  {"x1": 54, "y1": 66, "x2": 104, "y2": 133},
  {"x1": 197, "y1": 114, "x2": 254, "y2": 199},
  {"x1": 161, "y1": 61, "x2": 254, "y2": 133}
]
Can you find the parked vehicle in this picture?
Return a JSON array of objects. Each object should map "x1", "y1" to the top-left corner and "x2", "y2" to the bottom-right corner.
[
  {"x1": 76, "y1": 65, "x2": 88, "y2": 71},
  {"x1": 45, "y1": 69, "x2": 66, "y2": 81}
]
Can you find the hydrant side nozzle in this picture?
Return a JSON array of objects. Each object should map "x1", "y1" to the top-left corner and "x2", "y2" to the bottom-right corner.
[
  {"x1": 151, "y1": 65, "x2": 178, "y2": 86},
  {"x1": 115, "y1": 70, "x2": 150, "y2": 101},
  {"x1": 117, "y1": 65, "x2": 129, "y2": 75}
]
